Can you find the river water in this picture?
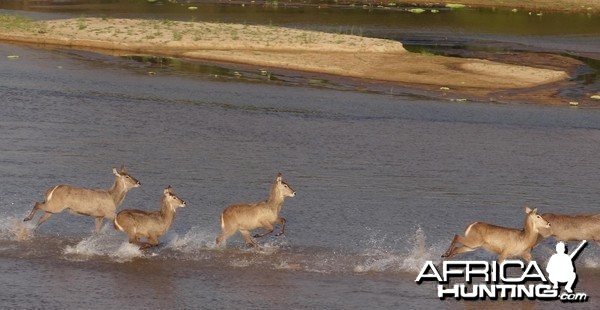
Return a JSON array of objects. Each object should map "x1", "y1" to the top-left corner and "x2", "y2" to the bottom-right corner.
[{"x1": 2, "y1": 2, "x2": 600, "y2": 309}]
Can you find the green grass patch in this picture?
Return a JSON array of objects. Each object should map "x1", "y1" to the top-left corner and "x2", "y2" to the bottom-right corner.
[
  {"x1": 172, "y1": 30, "x2": 183, "y2": 41},
  {"x1": 77, "y1": 16, "x2": 88, "y2": 30},
  {"x1": 0, "y1": 15, "x2": 44, "y2": 32}
]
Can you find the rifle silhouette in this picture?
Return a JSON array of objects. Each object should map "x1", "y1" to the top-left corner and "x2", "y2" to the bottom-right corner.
[{"x1": 569, "y1": 240, "x2": 587, "y2": 260}]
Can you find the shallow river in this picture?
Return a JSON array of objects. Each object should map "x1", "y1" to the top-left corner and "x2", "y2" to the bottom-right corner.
[
  {"x1": 2, "y1": 2, "x2": 600, "y2": 309},
  {"x1": 3, "y1": 40, "x2": 600, "y2": 308}
]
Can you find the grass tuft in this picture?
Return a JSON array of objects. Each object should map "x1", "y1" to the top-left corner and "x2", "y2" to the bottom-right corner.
[{"x1": 0, "y1": 15, "x2": 44, "y2": 32}]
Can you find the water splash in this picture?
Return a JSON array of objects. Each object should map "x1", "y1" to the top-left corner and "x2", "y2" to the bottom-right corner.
[
  {"x1": 110, "y1": 242, "x2": 144, "y2": 263},
  {"x1": 0, "y1": 220, "x2": 460, "y2": 275},
  {"x1": 165, "y1": 226, "x2": 290, "y2": 254},
  {"x1": 63, "y1": 230, "x2": 143, "y2": 262},
  {"x1": 0, "y1": 215, "x2": 35, "y2": 241},
  {"x1": 583, "y1": 256, "x2": 600, "y2": 268},
  {"x1": 275, "y1": 261, "x2": 303, "y2": 271},
  {"x1": 354, "y1": 226, "x2": 443, "y2": 274},
  {"x1": 63, "y1": 235, "x2": 104, "y2": 257},
  {"x1": 165, "y1": 226, "x2": 217, "y2": 252},
  {"x1": 400, "y1": 226, "x2": 443, "y2": 273}
]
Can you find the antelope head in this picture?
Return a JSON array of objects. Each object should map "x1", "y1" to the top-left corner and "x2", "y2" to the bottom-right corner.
[
  {"x1": 525, "y1": 206, "x2": 550, "y2": 231},
  {"x1": 163, "y1": 185, "x2": 186, "y2": 212},
  {"x1": 112, "y1": 164, "x2": 141, "y2": 189},
  {"x1": 276, "y1": 172, "x2": 296, "y2": 198}
]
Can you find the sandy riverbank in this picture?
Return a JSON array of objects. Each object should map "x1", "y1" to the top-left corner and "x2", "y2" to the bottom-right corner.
[{"x1": 0, "y1": 15, "x2": 584, "y2": 105}]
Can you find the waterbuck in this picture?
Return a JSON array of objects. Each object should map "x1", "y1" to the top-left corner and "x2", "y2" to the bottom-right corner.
[
  {"x1": 113, "y1": 185, "x2": 186, "y2": 249},
  {"x1": 538, "y1": 213, "x2": 600, "y2": 243},
  {"x1": 442, "y1": 207, "x2": 551, "y2": 262},
  {"x1": 24, "y1": 164, "x2": 141, "y2": 232},
  {"x1": 216, "y1": 172, "x2": 296, "y2": 247}
]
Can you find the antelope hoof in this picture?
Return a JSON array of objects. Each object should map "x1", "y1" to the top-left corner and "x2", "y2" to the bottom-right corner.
[
  {"x1": 275, "y1": 232, "x2": 284, "y2": 237},
  {"x1": 139, "y1": 243, "x2": 155, "y2": 250},
  {"x1": 23, "y1": 217, "x2": 31, "y2": 222}
]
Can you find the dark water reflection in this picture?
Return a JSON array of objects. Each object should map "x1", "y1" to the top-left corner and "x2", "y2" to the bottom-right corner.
[{"x1": 2, "y1": 0, "x2": 599, "y2": 35}]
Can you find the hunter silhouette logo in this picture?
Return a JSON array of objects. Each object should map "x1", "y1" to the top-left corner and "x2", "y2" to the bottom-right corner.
[
  {"x1": 415, "y1": 240, "x2": 589, "y2": 302},
  {"x1": 546, "y1": 241, "x2": 586, "y2": 294}
]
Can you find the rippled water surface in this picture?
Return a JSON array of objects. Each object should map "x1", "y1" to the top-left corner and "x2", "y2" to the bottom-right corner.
[{"x1": 2, "y1": 3, "x2": 600, "y2": 307}]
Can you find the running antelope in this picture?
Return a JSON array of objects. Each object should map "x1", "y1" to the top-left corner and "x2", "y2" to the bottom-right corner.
[
  {"x1": 113, "y1": 185, "x2": 186, "y2": 249},
  {"x1": 24, "y1": 165, "x2": 140, "y2": 232},
  {"x1": 538, "y1": 213, "x2": 600, "y2": 243},
  {"x1": 442, "y1": 207, "x2": 551, "y2": 262},
  {"x1": 216, "y1": 172, "x2": 296, "y2": 247}
]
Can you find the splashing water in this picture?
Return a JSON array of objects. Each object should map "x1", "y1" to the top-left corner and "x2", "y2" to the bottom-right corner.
[
  {"x1": 0, "y1": 220, "x2": 462, "y2": 275},
  {"x1": 110, "y1": 242, "x2": 144, "y2": 263},
  {"x1": 63, "y1": 231, "x2": 144, "y2": 262},
  {"x1": 0, "y1": 215, "x2": 35, "y2": 241},
  {"x1": 165, "y1": 226, "x2": 218, "y2": 252},
  {"x1": 354, "y1": 226, "x2": 443, "y2": 274},
  {"x1": 400, "y1": 226, "x2": 444, "y2": 273}
]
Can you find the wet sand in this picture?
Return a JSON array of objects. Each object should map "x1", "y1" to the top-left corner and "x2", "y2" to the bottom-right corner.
[{"x1": 0, "y1": 15, "x2": 588, "y2": 105}]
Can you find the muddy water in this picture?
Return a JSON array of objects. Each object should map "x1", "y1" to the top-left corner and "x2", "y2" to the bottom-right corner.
[{"x1": 2, "y1": 2, "x2": 600, "y2": 309}]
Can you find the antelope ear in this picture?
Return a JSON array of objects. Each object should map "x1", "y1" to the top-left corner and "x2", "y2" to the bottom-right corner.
[
  {"x1": 120, "y1": 164, "x2": 126, "y2": 173},
  {"x1": 276, "y1": 172, "x2": 283, "y2": 184},
  {"x1": 164, "y1": 185, "x2": 172, "y2": 195},
  {"x1": 525, "y1": 206, "x2": 533, "y2": 214},
  {"x1": 113, "y1": 167, "x2": 120, "y2": 176}
]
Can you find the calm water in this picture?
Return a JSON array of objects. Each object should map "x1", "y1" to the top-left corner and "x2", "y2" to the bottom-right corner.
[
  {"x1": 2, "y1": 2, "x2": 600, "y2": 309},
  {"x1": 3, "y1": 41, "x2": 600, "y2": 308}
]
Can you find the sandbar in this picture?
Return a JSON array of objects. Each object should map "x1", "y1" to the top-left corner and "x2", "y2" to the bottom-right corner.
[{"x1": 0, "y1": 16, "x2": 580, "y2": 104}]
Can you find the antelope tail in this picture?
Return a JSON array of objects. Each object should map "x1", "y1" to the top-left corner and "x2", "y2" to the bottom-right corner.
[
  {"x1": 113, "y1": 217, "x2": 124, "y2": 232},
  {"x1": 46, "y1": 185, "x2": 59, "y2": 202},
  {"x1": 220, "y1": 213, "x2": 224, "y2": 230},
  {"x1": 465, "y1": 222, "x2": 478, "y2": 236}
]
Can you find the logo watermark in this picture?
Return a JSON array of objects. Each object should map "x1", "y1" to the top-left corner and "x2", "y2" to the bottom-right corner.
[{"x1": 415, "y1": 240, "x2": 588, "y2": 302}]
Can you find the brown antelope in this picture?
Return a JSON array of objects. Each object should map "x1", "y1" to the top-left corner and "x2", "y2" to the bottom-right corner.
[
  {"x1": 113, "y1": 185, "x2": 186, "y2": 249},
  {"x1": 24, "y1": 165, "x2": 141, "y2": 232},
  {"x1": 442, "y1": 207, "x2": 551, "y2": 262},
  {"x1": 216, "y1": 172, "x2": 296, "y2": 247},
  {"x1": 538, "y1": 213, "x2": 600, "y2": 243}
]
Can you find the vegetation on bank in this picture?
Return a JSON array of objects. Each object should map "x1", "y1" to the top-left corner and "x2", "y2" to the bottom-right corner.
[
  {"x1": 0, "y1": 15, "x2": 44, "y2": 32},
  {"x1": 0, "y1": 15, "x2": 406, "y2": 53}
]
